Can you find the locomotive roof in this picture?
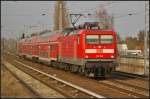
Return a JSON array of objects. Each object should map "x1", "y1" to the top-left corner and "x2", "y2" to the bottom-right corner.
[
  {"x1": 62, "y1": 29, "x2": 115, "y2": 35},
  {"x1": 82, "y1": 29, "x2": 115, "y2": 33},
  {"x1": 19, "y1": 28, "x2": 115, "y2": 44},
  {"x1": 61, "y1": 25, "x2": 115, "y2": 35},
  {"x1": 38, "y1": 31, "x2": 62, "y2": 42}
]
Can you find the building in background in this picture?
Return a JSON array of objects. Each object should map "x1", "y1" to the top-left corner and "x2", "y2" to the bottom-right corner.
[{"x1": 53, "y1": 1, "x2": 70, "y2": 31}]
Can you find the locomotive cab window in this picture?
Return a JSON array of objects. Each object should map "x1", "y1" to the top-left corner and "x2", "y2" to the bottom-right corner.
[
  {"x1": 86, "y1": 35, "x2": 99, "y2": 44},
  {"x1": 86, "y1": 34, "x2": 113, "y2": 44},
  {"x1": 100, "y1": 35, "x2": 113, "y2": 44}
]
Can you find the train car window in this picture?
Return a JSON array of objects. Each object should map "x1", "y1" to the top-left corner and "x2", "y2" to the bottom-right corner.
[
  {"x1": 100, "y1": 35, "x2": 113, "y2": 44},
  {"x1": 86, "y1": 35, "x2": 99, "y2": 44}
]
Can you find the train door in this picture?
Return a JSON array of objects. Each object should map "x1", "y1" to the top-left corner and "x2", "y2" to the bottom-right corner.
[
  {"x1": 48, "y1": 45, "x2": 51, "y2": 59},
  {"x1": 50, "y1": 43, "x2": 59, "y2": 61}
]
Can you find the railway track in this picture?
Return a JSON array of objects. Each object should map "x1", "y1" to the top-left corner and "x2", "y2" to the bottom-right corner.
[
  {"x1": 3, "y1": 60, "x2": 105, "y2": 98},
  {"x1": 96, "y1": 68, "x2": 149, "y2": 98},
  {"x1": 112, "y1": 71, "x2": 149, "y2": 81},
  {"x1": 98, "y1": 79, "x2": 149, "y2": 98},
  {"x1": 111, "y1": 71, "x2": 149, "y2": 89},
  {"x1": 3, "y1": 65, "x2": 42, "y2": 98},
  {"x1": 3, "y1": 62, "x2": 64, "y2": 98},
  {"x1": 108, "y1": 79, "x2": 148, "y2": 91},
  {"x1": 3, "y1": 53, "x2": 149, "y2": 98}
]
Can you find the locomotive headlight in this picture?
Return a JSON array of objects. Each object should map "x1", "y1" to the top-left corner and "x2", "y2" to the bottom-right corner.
[
  {"x1": 102, "y1": 49, "x2": 114, "y2": 53},
  {"x1": 85, "y1": 55, "x2": 89, "y2": 58},
  {"x1": 100, "y1": 55, "x2": 103, "y2": 57},
  {"x1": 111, "y1": 55, "x2": 114, "y2": 58},
  {"x1": 85, "y1": 49, "x2": 97, "y2": 53}
]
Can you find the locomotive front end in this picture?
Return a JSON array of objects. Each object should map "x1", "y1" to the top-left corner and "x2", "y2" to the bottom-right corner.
[{"x1": 83, "y1": 30, "x2": 118, "y2": 77}]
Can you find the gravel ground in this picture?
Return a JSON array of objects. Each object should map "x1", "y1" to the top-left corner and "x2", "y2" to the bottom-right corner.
[
  {"x1": 3, "y1": 53, "x2": 149, "y2": 98},
  {"x1": 1, "y1": 65, "x2": 36, "y2": 98},
  {"x1": 2, "y1": 61, "x2": 65, "y2": 98}
]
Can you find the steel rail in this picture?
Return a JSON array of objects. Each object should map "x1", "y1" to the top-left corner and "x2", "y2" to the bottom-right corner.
[
  {"x1": 112, "y1": 71, "x2": 149, "y2": 81},
  {"x1": 2, "y1": 63, "x2": 43, "y2": 98},
  {"x1": 14, "y1": 60, "x2": 105, "y2": 98},
  {"x1": 98, "y1": 80, "x2": 148, "y2": 97}
]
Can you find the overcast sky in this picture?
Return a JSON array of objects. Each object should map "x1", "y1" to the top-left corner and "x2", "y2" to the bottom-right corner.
[{"x1": 1, "y1": 1, "x2": 149, "y2": 39}]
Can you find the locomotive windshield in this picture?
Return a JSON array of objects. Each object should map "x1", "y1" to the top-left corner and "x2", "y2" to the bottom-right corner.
[
  {"x1": 86, "y1": 34, "x2": 113, "y2": 44},
  {"x1": 100, "y1": 35, "x2": 113, "y2": 44},
  {"x1": 86, "y1": 35, "x2": 99, "y2": 44}
]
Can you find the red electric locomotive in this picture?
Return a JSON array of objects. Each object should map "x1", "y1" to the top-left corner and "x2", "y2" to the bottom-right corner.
[{"x1": 18, "y1": 25, "x2": 118, "y2": 78}]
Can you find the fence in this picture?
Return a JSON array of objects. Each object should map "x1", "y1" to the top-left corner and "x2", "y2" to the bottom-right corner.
[{"x1": 116, "y1": 55, "x2": 149, "y2": 76}]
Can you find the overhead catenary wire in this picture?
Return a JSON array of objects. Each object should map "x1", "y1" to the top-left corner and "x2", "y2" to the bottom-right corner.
[
  {"x1": 2, "y1": 1, "x2": 147, "y2": 36},
  {"x1": 67, "y1": 1, "x2": 146, "y2": 20},
  {"x1": 67, "y1": 1, "x2": 117, "y2": 14},
  {"x1": 2, "y1": 1, "x2": 145, "y2": 19},
  {"x1": 79, "y1": 2, "x2": 115, "y2": 13},
  {"x1": 113, "y1": 10, "x2": 145, "y2": 19}
]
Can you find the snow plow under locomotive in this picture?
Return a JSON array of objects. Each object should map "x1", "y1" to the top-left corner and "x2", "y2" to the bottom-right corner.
[{"x1": 18, "y1": 25, "x2": 118, "y2": 78}]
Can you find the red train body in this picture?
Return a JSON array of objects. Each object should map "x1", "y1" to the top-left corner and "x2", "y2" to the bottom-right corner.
[{"x1": 18, "y1": 29, "x2": 118, "y2": 77}]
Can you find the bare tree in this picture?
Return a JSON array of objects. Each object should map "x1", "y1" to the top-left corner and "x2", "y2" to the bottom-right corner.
[{"x1": 95, "y1": 5, "x2": 113, "y2": 29}]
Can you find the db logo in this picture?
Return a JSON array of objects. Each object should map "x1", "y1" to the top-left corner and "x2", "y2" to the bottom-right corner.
[{"x1": 97, "y1": 49, "x2": 102, "y2": 53}]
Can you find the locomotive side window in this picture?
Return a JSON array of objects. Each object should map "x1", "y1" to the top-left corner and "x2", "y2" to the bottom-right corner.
[
  {"x1": 86, "y1": 35, "x2": 99, "y2": 44},
  {"x1": 100, "y1": 35, "x2": 113, "y2": 44}
]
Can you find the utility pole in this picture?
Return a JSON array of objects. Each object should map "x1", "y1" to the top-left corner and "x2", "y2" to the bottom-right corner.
[
  {"x1": 111, "y1": 13, "x2": 114, "y2": 30},
  {"x1": 144, "y1": 1, "x2": 149, "y2": 76},
  {"x1": 59, "y1": 3, "x2": 63, "y2": 31}
]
